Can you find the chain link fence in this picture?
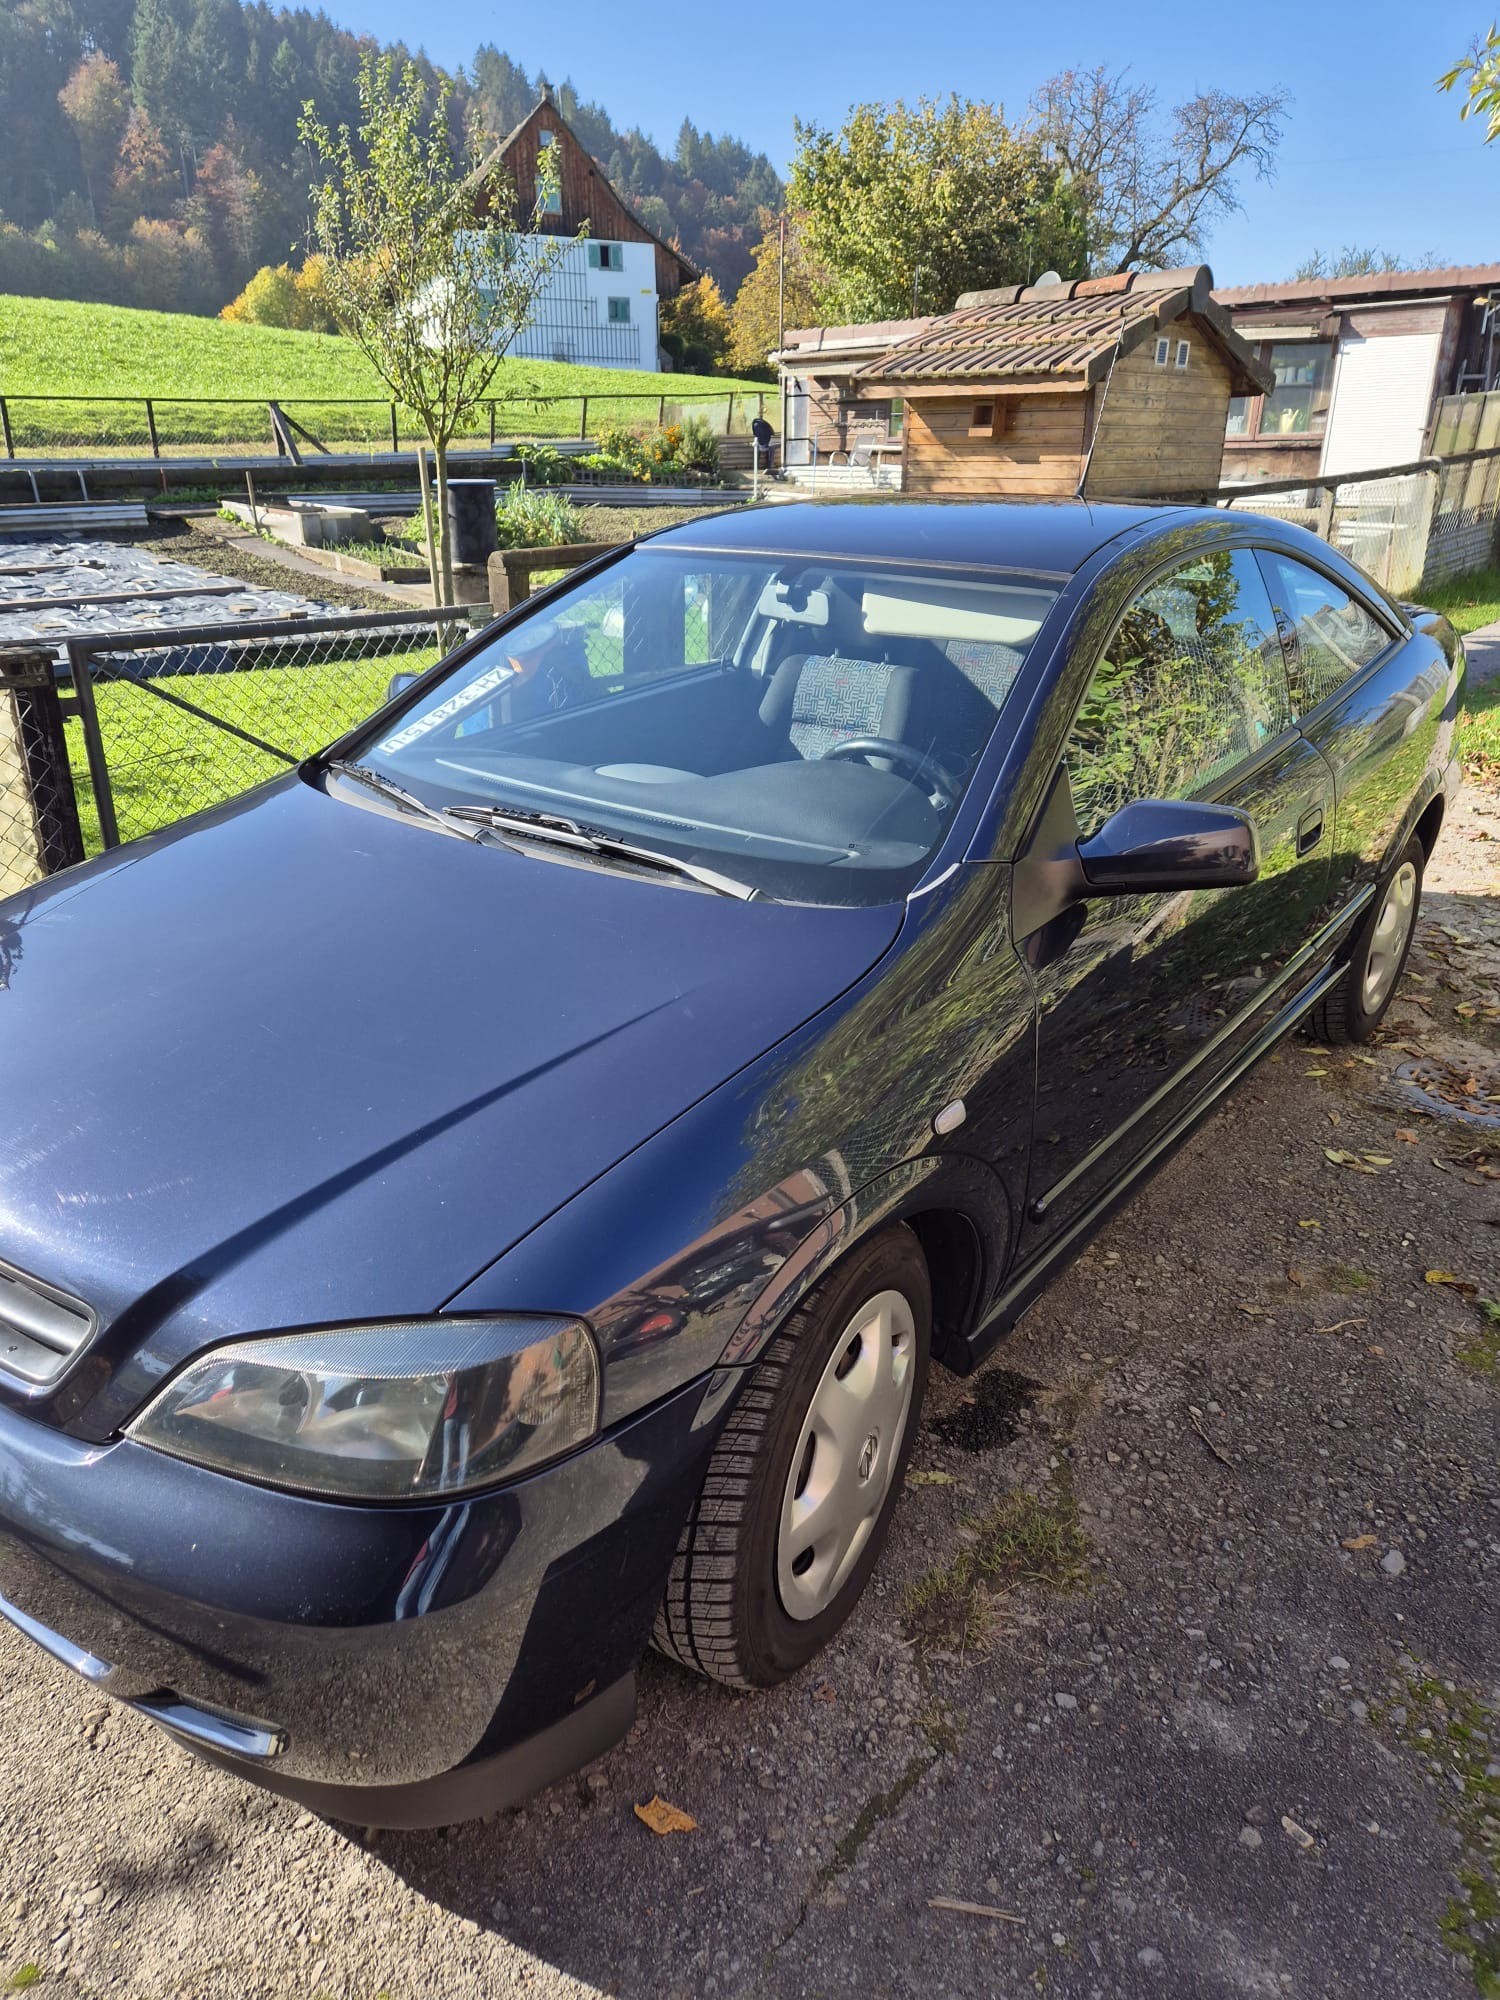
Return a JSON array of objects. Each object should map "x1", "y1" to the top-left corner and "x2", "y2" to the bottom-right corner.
[
  {"x1": 63, "y1": 608, "x2": 483, "y2": 852},
  {"x1": 0, "y1": 648, "x2": 86, "y2": 903},
  {"x1": 1, "y1": 392, "x2": 770, "y2": 463}
]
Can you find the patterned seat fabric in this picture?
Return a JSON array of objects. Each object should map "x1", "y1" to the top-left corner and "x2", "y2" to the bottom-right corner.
[
  {"x1": 786, "y1": 655, "x2": 899, "y2": 759},
  {"x1": 941, "y1": 639, "x2": 1025, "y2": 710}
]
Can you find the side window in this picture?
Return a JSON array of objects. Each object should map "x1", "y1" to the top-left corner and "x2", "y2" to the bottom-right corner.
[
  {"x1": 1066, "y1": 549, "x2": 1294, "y2": 839},
  {"x1": 1258, "y1": 552, "x2": 1393, "y2": 715}
]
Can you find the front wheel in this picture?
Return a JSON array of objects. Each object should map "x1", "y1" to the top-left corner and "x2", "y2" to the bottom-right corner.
[
  {"x1": 1311, "y1": 836, "x2": 1424, "y2": 1044},
  {"x1": 653, "y1": 1226, "x2": 931, "y2": 1689}
]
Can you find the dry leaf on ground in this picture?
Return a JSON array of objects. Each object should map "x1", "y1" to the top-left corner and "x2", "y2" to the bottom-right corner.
[{"x1": 634, "y1": 1796, "x2": 698, "y2": 1836}]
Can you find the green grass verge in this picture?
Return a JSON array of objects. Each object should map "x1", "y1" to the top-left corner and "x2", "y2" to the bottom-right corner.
[
  {"x1": 1419, "y1": 567, "x2": 1500, "y2": 782},
  {"x1": 0, "y1": 295, "x2": 771, "y2": 451}
]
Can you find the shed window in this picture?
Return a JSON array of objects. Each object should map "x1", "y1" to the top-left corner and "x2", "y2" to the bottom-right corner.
[
  {"x1": 607, "y1": 296, "x2": 632, "y2": 324},
  {"x1": 968, "y1": 402, "x2": 997, "y2": 436},
  {"x1": 1154, "y1": 337, "x2": 1171, "y2": 366},
  {"x1": 888, "y1": 398, "x2": 904, "y2": 440},
  {"x1": 588, "y1": 242, "x2": 624, "y2": 272},
  {"x1": 1225, "y1": 339, "x2": 1334, "y2": 441},
  {"x1": 1175, "y1": 340, "x2": 1191, "y2": 368}
]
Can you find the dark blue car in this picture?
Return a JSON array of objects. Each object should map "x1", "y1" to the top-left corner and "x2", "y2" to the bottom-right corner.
[{"x1": 0, "y1": 501, "x2": 1462, "y2": 1826}]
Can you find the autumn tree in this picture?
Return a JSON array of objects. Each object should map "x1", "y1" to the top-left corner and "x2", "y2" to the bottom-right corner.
[
  {"x1": 728, "y1": 214, "x2": 827, "y2": 375},
  {"x1": 58, "y1": 53, "x2": 132, "y2": 225},
  {"x1": 1030, "y1": 67, "x2": 1289, "y2": 274},
  {"x1": 109, "y1": 105, "x2": 175, "y2": 227},
  {"x1": 302, "y1": 52, "x2": 569, "y2": 605},
  {"x1": 660, "y1": 273, "x2": 733, "y2": 373},
  {"x1": 1438, "y1": 28, "x2": 1500, "y2": 141},
  {"x1": 788, "y1": 97, "x2": 1085, "y2": 321}
]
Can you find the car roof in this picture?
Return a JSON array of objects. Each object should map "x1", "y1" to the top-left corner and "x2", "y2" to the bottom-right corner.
[{"x1": 640, "y1": 498, "x2": 1215, "y2": 577}]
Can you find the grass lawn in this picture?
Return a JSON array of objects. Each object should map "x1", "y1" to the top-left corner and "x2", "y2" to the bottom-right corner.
[
  {"x1": 1422, "y1": 565, "x2": 1500, "y2": 782},
  {"x1": 0, "y1": 295, "x2": 773, "y2": 451},
  {"x1": 66, "y1": 642, "x2": 443, "y2": 850}
]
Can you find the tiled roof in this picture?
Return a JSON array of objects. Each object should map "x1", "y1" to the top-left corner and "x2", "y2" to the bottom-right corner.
[
  {"x1": 1218, "y1": 262, "x2": 1500, "y2": 308},
  {"x1": 856, "y1": 265, "x2": 1271, "y2": 396}
]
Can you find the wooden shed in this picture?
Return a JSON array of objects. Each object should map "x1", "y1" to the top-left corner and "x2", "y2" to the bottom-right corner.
[{"x1": 855, "y1": 266, "x2": 1273, "y2": 501}]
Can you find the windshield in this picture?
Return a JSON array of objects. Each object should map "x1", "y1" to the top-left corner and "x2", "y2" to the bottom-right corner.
[{"x1": 350, "y1": 545, "x2": 1058, "y2": 905}]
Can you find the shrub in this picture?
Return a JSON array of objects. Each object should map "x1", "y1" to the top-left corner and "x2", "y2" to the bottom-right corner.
[
  {"x1": 512, "y1": 442, "x2": 574, "y2": 486},
  {"x1": 494, "y1": 484, "x2": 582, "y2": 549}
]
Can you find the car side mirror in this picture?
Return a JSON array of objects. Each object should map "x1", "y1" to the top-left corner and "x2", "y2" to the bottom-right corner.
[
  {"x1": 386, "y1": 670, "x2": 420, "y2": 704},
  {"x1": 1077, "y1": 798, "x2": 1259, "y2": 896}
]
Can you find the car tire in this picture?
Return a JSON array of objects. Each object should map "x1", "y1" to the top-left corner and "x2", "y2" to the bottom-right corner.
[
  {"x1": 653, "y1": 1225, "x2": 931, "y2": 1690},
  {"x1": 1310, "y1": 836, "x2": 1425, "y2": 1045}
]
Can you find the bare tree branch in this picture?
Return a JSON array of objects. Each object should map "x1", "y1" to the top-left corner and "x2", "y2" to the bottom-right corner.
[{"x1": 1031, "y1": 66, "x2": 1289, "y2": 275}]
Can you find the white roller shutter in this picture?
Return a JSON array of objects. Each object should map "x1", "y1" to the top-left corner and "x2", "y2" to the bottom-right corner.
[{"x1": 1320, "y1": 331, "x2": 1441, "y2": 475}]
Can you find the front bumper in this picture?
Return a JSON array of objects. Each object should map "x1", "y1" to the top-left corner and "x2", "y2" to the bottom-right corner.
[{"x1": 0, "y1": 1372, "x2": 722, "y2": 1823}]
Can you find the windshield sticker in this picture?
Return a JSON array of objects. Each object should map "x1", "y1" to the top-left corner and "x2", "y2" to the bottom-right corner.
[{"x1": 376, "y1": 658, "x2": 518, "y2": 754}]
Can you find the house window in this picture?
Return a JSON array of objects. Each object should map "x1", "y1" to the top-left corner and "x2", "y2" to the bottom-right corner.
[
  {"x1": 607, "y1": 296, "x2": 631, "y2": 324},
  {"x1": 1155, "y1": 337, "x2": 1171, "y2": 366},
  {"x1": 1226, "y1": 339, "x2": 1335, "y2": 441},
  {"x1": 969, "y1": 402, "x2": 996, "y2": 436},
  {"x1": 536, "y1": 130, "x2": 562, "y2": 216},
  {"x1": 588, "y1": 242, "x2": 624, "y2": 271},
  {"x1": 888, "y1": 398, "x2": 904, "y2": 440},
  {"x1": 1175, "y1": 340, "x2": 1191, "y2": 369}
]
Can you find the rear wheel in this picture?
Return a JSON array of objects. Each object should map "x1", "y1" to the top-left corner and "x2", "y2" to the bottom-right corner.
[
  {"x1": 1311, "y1": 836, "x2": 1424, "y2": 1044},
  {"x1": 654, "y1": 1226, "x2": 931, "y2": 1689}
]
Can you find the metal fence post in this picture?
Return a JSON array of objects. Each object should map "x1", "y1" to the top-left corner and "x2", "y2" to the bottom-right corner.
[
  {"x1": 0, "y1": 399, "x2": 12, "y2": 460},
  {"x1": 578, "y1": 396, "x2": 590, "y2": 441},
  {"x1": 64, "y1": 642, "x2": 121, "y2": 850},
  {"x1": 0, "y1": 647, "x2": 86, "y2": 881},
  {"x1": 144, "y1": 399, "x2": 160, "y2": 459},
  {"x1": 389, "y1": 403, "x2": 400, "y2": 454}
]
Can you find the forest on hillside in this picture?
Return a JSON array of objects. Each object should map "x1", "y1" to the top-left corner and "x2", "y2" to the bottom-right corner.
[{"x1": 0, "y1": 0, "x2": 782, "y2": 316}]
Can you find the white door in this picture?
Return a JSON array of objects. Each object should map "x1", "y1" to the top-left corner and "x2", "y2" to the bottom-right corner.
[
  {"x1": 1320, "y1": 331, "x2": 1441, "y2": 475},
  {"x1": 784, "y1": 377, "x2": 810, "y2": 465}
]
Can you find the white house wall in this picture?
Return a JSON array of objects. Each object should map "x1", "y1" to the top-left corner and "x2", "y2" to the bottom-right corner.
[{"x1": 503, "y1": 237, "x2": 661, "y2": 372}]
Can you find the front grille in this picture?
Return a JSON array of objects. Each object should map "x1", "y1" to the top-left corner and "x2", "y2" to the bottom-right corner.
[{"x1": 0, "y1": 1258, "x2": 96, "y2": 1387}]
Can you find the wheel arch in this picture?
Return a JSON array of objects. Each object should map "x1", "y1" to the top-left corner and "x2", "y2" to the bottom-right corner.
[{"x1": 717, "y1": 1153, "x2": 1010, "y2": 1379}]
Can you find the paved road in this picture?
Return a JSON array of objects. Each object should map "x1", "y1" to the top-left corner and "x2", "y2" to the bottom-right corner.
[{"x1": 1, "y1": 799, "x2": 1496, "y2": 2000}]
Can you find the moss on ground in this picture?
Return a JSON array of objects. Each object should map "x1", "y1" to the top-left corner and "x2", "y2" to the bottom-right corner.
[{"x1": 902, "y1": 1471, "x2": 1088, "y2": 1656}]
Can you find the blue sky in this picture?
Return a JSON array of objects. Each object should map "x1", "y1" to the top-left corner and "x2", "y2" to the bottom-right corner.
[{"x1": 328, "y1": 0, "x2": 1498, "y2": 286}]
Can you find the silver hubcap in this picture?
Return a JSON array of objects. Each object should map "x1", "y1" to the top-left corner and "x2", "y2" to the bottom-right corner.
[
  {"x1": 1363, "y1": 861, "x2": 1417, "y2": 1012},
  {"x1": 777, "y1": 1289, "x2": 916, "y2": 1622}
]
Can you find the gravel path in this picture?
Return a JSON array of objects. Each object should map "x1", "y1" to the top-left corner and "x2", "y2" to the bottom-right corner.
[{"x1": 1, "y1": 790, "x2": 1495, "y2": 2000}]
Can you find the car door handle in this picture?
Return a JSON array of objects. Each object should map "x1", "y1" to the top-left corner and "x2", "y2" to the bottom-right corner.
[{"x1": 1296, "y1": 807, "x2": 1325, "y2": 855}]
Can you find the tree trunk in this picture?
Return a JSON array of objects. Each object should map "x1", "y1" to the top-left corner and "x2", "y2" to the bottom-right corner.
[{"x1": 433, "y1": 436, "x2": 456, "y2": 609}]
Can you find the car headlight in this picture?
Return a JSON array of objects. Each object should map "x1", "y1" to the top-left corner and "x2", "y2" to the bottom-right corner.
[{"x1": 126, "y1": 1318, "x2": 599, "y2": 1502}]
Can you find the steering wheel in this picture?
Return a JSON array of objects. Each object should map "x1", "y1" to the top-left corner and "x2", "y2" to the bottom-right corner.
[{"x1": 822, "y1": 735, "x2": 957, "y2": 805}]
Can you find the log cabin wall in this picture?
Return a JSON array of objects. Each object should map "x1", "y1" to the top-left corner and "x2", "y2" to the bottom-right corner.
[
  {"x1": 901, "y1": 390, "x2": 1089, "y2": 497},
  {"x1": 502, "y1": 106, "x2": 691, "y2": 299},
  {"x1": 1083, "y1": 319, "x2": 1233, "y2": 498}
]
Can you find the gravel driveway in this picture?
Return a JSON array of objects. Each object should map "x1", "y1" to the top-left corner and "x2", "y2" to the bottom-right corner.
[{"x1": 2, "y1": 788, "x2": 1496, "y2": 2000}]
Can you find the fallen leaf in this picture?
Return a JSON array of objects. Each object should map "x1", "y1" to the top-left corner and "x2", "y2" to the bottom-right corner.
[
  {"x1": 634, "y1": 1796, "x2": 698, "y2": 1837},
  {"x1": 1298, "y1": 1219, "x2": 1322, "y2": 1230},
  {"x1": 1324, "y1": 1148, "x2": 1359, "y2": 1165},
  {"x1": 1328, "y1": 1110, "x2": 1341, "y2": 1127},
  {"x1": 1366, "y1": 1344, "x2": 1385, "y2": 1356},
  {"x1": 1304, "y1": 1067, "x2": 1328, "y2": 1077},
  {"x1": 812, "y1": 1680, "x2": 837, "y2": 1703},
  {"x1": 1342, "y1": 1534, "x2": 1378, "y2": 1550},
  {"x1": 1282, "y1": 1815, "x2": 1316, "y2": 1849},
  {"x1": 907, "y1": 1469, "x2": 957, "y2": 1487},
  {"x1": 1286, "y1": 1267, "x2": 1308, "y2": 1288},
  {"x1": 1313, "y1": 1317, "x2": 1368, "y2": 1335},
  {"x1": 1425, "y1": 1270, "x2": 1479, "y2": 1297},
  {"x1": 1395, "y1": 1129, "x2": 1418, "y2": 1144},
  {"x1": 1360, "y1": 1154, "x2": 1393, "y2": 1166}
]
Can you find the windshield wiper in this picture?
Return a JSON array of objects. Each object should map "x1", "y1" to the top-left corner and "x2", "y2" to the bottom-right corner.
[
  {"x1": 324, "y1": 759, "x2": 487, "y2": 841},
  {"x1": 445, "y1": 804, "x2": 761, "y2": 900}
]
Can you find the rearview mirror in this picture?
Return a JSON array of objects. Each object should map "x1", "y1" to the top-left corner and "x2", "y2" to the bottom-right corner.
[
  {"x1": 1077, "y1": 798, "x2": 1259, "y2": 896},
  {"x1": 386, "y1": 670, "x2": 420, "y2": 704}
]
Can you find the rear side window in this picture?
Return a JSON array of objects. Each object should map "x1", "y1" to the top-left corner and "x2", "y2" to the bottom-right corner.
[
  {"x1": 1066, "y1": 548, "x2": 1294, "y2": 838},
  {"x1": 1258, "y1": 551, "x2": 1393, "y2": 714}
]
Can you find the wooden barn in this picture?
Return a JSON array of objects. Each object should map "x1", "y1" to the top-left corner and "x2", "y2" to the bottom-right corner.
[
  {"x1": 854, "y1": 266, "x2": 1272, "y2": 501},
  {"x1": 475, "y1": 90, "x2": 696, "y2": 370}
]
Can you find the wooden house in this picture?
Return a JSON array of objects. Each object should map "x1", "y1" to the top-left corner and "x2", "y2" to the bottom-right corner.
[
  {"x1": 853, "y1": 266, "x2": 1272, "y2": 501},
  {"x1": 478, "y1": 91, "x2": 697, "y2": 371}
]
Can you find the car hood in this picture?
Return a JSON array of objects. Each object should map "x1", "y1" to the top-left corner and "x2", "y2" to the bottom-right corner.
[{"x1": 0, "y1": 777, "x2": 901, "y2": 1426}]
